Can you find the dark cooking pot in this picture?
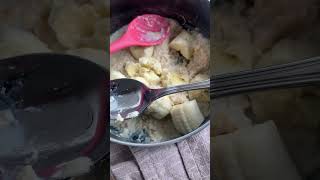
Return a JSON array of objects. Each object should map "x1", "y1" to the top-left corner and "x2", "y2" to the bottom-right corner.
[
  {"x1": 0, "y1": 54, "x2": 108, "y2": 180},
  {"x1": 110, "y1": 0, "x2": 211, "y2": 147}
]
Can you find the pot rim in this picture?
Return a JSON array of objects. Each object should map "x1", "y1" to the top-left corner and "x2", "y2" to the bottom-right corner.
[{"x1": 110, "y1": 121, "x2": 210, "y2": 147}]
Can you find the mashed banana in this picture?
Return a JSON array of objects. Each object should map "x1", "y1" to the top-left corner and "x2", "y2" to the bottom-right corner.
[
  {"x1": 110, "y1": 19, "x2": 210, "y2": 143},
  {"x1": 212, "y1": 0, "x2": 320, "y2": 179},
  {"x1": 0, "y1": 0, "x2": 107, "y2": 66}
]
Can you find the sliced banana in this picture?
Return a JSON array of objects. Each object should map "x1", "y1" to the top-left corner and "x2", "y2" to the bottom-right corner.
[
  {"x1": 139, "y1": 56, "x2": 162, "y2": 75},
  {"x1": 188, "y1": 33, "x2": 210, "y2": 78},
  {"x1": 110, "y1": 70, "x2": 126, "y2": 80},
  {"x1": 125, "y1": 61, "x2": 140, "y2": 77},
  {"x1": 212, "y1": 47, "x2": 252, "y2": 75},
  {"x1": 138, "y1": 67, "x2": 160, "y2": 85},
  {"x1": 213, "y1": 121, "x2": 302, "y2": 180},
  {"x1": 130, "y1": 46, "x2": 154, "y2": 60},
  {"x1": 48, "y1": 0, "x2": 98, "y2": 49},
  {"x1": 211, "y1": 95, "x2": 252, "y2": 137},
  {"x1": 188, "y1": 73, "x2": 210, "y2": 102},
  {"x1": 146, "y1": 96, "x2": 173, "y2": 120},
  {"x1": 169, "y1": 30, "x2": 194, "y2": 60},
  {"x1": 161, "y1": 72, "x2": 188, "y2": 87},
  {"x1": 170, "y1": 100, "x2": 205, "y2": 134}
]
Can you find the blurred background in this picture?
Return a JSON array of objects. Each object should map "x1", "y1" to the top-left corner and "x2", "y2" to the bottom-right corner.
[
  {"x1": 211, "y1": 0, "x2": 320, "y2": 179},
  {"x1": 0, "y1": 0, "x2": 108, "y2": 179},
  {"x1": 2, "y1": 0, "x2": 320, "y2": 179}
]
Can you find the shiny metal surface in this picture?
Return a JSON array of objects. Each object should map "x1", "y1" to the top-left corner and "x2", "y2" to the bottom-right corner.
[{"x1": 110, "y1": 79, "x2": 209, "y2": 120}]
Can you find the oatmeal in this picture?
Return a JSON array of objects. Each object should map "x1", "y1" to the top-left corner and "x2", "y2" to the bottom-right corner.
[{"x1": 110, "y1": 18, "x2": 210, "y2": 143}]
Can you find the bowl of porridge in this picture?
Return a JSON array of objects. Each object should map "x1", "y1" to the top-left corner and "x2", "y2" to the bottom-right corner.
[{"x1": 110, "y1": 0, "x2": 211, "y2": 146}]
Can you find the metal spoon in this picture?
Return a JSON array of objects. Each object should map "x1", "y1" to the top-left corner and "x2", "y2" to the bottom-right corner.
[
  {"x1": 0, "y1": 53, "x2": 108, "y2": 179},
  {"x1": 110, "y1": 79, "x2": 209, "y2": 120},
  {"x1": 110, "y1": 56, "x2": 320, "y2": 120}
]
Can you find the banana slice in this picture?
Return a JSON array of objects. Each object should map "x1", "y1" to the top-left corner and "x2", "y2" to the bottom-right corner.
[
  {"x1": 213, "y1": 121, "x2": 302, "y2": 180},
  {"x1": 138, "y1": 67, "x2": 161, "y2": 85},
  {"x1": 125, "y1": 62, "x2": 140, "y2": 77},
  {"x1": 146, "y1": 96, "x2": 173, "y2": 120},
  {"x1": 130, "y1": 46, "x2": 154, "y2": 60},
  {"x1": 48, "y1": 0, "x2": 98, "y2": 49},
  {"x1": 211, "y1": 95, "x2": 252, "y2": 137},
  {"x1": 110, "y1": 70, "x2": 126, "y2": 80},
  {"x1": 139, "y1": 57, "x2": 162, "y2": 75},
  {"x1": 161, "y1": 72, "x2": 188, "y2": 87},
  {"x1": 169, "y1": 30, "x2": 194, "y2": 60},
  {"x1": 188, "y1": 73, "x2": 209, "y2": 102},
  {"x1": 170, "y1": 100, "x2": 205, "y2": 134}
]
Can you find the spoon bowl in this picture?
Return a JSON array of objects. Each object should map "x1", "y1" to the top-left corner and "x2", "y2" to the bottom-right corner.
[
  {"x1": 110, "y1": 78, "x2": 209, "y2": 120},
  {"x1": 0, "y1": 53, "x2": 108, "y2": 179},
  {"x1": 110, "y1": 79, "x2": 148, "y2": 121},
  {"x1": 110, "y1": 14, "x2": 170, "y2": 54}
]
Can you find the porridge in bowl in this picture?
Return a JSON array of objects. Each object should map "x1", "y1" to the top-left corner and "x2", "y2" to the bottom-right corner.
[{"x1": 110, "y1": 18, "x2": 210, "y2": 143}]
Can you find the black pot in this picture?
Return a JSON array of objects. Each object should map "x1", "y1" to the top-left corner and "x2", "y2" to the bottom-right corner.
[
  {"x1": 110, "y1": 0, "x2": 211, "y2": 147},
  {"x1": 111, "y1": 0, "x2": 210, "y2": 37}
]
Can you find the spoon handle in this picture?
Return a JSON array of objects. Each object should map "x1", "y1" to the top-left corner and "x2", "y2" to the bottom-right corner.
[
  {"x1": 153, "y1": 79, "x2": 210, "y2": 99},
  {"x1": 110, "y1": 34, "x2": 134, "y2": 54},
  {"x1": 211, "y1": 56, "x2": 320, "y2": 98}
]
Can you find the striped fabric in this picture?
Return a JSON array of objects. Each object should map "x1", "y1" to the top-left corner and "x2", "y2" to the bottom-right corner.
[{"x1": 110, "y1": 126, "x2": 210, "y2": 180}]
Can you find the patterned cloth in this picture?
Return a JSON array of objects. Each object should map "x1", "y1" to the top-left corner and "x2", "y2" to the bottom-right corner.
[{"x1": 110, "y1": 125, "x2": 210, "y2": 180}]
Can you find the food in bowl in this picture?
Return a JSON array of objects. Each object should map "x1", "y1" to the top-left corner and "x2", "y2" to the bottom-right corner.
[
  {"x1": 212, "y1": 0, "x2": 320, "y2": 179},
  {"x1": 110, "y1": 18, "x2": 210, "y2": 143}
]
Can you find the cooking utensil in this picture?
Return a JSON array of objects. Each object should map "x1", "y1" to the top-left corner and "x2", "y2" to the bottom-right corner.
[
  {"x1": 211, "y1": 56, "x2": 320, "y2": 98},
  {"x1": 110, "y1": 14, "x2": 170, "y2": 54},
  {"x1": 110, "y1": 56, "x2": 320, "y2": 121},
  {"x1": 110, "y1": 0, "x2": 210, "y2": 147},
  {"x1": 110, "y1": 79, "x2": 209, "y2": 120},
  {"x1": 0, "y1": 53, "x2": 108, "y2": 179}
]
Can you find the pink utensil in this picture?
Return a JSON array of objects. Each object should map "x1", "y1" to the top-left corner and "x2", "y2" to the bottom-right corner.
[{"x1": 110, "y1": 14, "x2": 170, "y2": 54}]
